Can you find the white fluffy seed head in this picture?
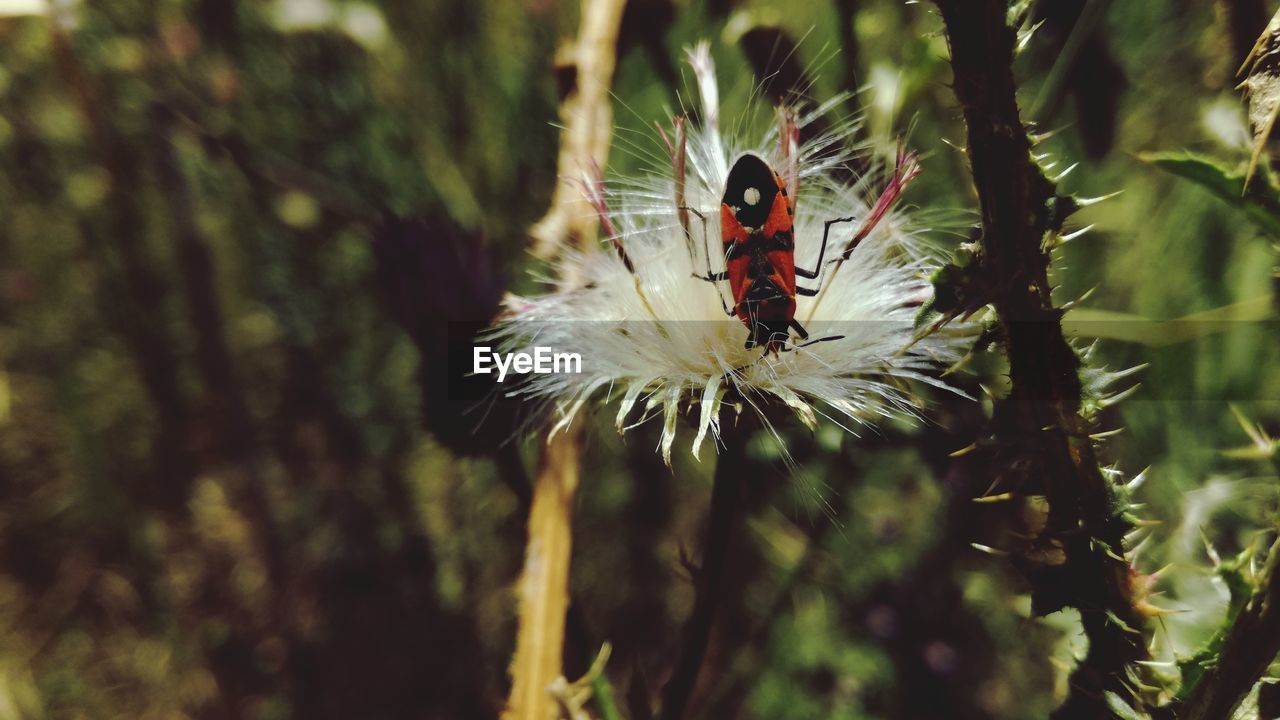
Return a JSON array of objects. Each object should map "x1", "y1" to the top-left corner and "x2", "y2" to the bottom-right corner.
[{"x1": 490, "y1": 42, "x2": 970, "y2": 464}]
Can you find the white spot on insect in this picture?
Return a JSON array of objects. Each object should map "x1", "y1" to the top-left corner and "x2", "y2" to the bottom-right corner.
[{"x1": 743, "y1": 187, "x2": 761, "y2": 206}]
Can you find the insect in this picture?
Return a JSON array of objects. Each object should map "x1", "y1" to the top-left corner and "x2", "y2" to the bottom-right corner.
[
  {"x1": 693, "y1": 153, "x2": 856, "y2": 353},
  {"x1": 584, "y1": 116, "x2": 921, "y2": 356}
]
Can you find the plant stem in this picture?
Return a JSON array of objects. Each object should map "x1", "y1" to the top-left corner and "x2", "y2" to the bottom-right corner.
[
  {"x1": 661, "y1": 419, "x2": 751, "y2": 720},
  {"x1": 530, "y1": 0, "x2": 629, "y2": 260},
  {"x1": 504, "y1": 1, "x2": 626, "y2": 718},
  {"x1": 1178, "y1": 534, "x2": 1280, "y2": 720},
  {"x1": 1159, "y1": 361, "x2": 1280, "y2": 718},
  {"x1": 932, "y1": 2, "x2": 1148, "y2": 716},
  {"x1": 592, "y1": 666, "x2": 625, "y2": 720},
  {"x1": 506, "y1": 427, "x2": 585, "y2": 720}
]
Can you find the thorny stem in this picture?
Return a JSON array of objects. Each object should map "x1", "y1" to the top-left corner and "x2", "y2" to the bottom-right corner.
[
  {"x1": 1177, "y1": 533, "x2": 1280, "y2": 720},
  {"x1": 933, "y1": 1, "x2": 1148, "y2": 717},
  {"x1": 660, "y1": 415, "x2": 752, "y2": 720},
  {"x1": 1172, "y1": 447, "x2": 1280, "y2": 719}
]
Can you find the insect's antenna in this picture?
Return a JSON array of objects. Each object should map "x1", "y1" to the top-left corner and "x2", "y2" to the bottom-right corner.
[{"x1": 780, "y1": 334, "x2": 845, "y2": 353}]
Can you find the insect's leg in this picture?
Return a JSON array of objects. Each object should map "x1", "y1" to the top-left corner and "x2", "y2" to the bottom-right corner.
[
  {"x1": 778, "y1": 318, "x2": 849, "y2": 352},
  {"x1": 794, "y1": 215, "x2": 857, "y2": 281},
  {"x1": 681, "y1": 204, "x2": 735, "y2": 316},
  {"x1": 678, "y1": 205, "x2": 717, "y2": 278},
  {"x1": 796, "y1": 285, "x2": 819, "y2": 296},
  {"x1": 690, "y1": 268, "x2": 734, "y2": 317}
]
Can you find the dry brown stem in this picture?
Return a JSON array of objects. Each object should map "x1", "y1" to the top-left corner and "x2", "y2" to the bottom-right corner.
[
  {"x1": 529, "y1": 0, "x2": 628, "y2": 260},
  {"x1": 504, "y1": 1, "x2": 627, "y2": 719}
]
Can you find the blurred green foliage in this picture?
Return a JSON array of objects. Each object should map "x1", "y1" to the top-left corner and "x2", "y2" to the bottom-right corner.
[{"x1": 0, "y1": 0, "x2": 1278, "y2": 719}]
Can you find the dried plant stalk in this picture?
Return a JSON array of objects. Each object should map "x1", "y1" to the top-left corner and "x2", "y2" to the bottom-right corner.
[
  {"x1": 530, "y1": 0, "x2": 628, "y2": 260},
  {"x1": 504, "y1": 1, "x2": 626, "y2": 719},
  {"x1": 505, "y1": 425, "x2": 585, "y2": 720}
]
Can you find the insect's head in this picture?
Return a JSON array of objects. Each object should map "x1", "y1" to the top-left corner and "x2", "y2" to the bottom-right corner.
[
  {"x1": 745, "y1": 318, "x2": 791, "y2": 351},
  {"x1": 722, "y1": 153, "x2": 780, "y2": 232}
]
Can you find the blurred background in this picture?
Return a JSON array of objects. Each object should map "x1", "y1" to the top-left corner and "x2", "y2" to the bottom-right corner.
[{"x1": 1, "y1": 0, "x2": 1279, "y2": 718}]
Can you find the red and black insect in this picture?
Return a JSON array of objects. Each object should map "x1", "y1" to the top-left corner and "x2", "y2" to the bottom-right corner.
[
  {"x1": 690, "y1": 148, "x2": 922, "y2": 354},
  {"x1": 589, "y1": 119, "x2": 920, "y2": 354},
  {"x1": 693, "y1": 153, "x2": 856, "y2": 353}
]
